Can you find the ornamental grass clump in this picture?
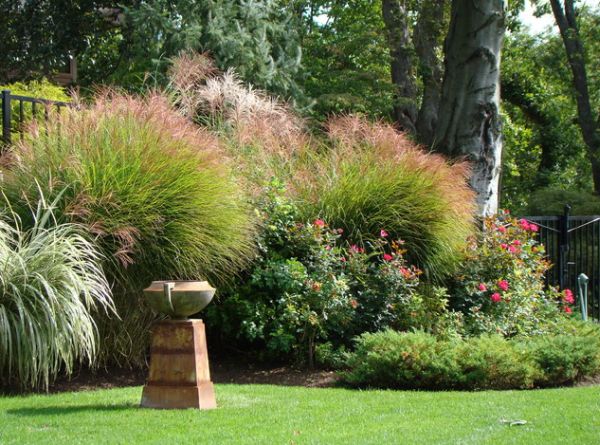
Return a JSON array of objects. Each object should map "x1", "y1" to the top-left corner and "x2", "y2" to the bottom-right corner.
[
  {"x1": 296, "y1": 116, "x2": 476, "y2": 280},
  {"x1": 0, "y1": 199, "x2": 114, "y2": 390},
  {"x1": 1, "y1": 91, "x2": 256, "y2": 365}
]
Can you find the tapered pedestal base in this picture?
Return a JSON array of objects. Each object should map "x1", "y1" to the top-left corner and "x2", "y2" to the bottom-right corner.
[{"x1": 141, "y1": 319, "x2": 216, "y2": 409}]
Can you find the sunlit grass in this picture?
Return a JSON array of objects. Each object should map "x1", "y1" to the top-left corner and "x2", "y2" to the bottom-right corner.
[{"x1": 0, "y1": 384, "x2": 598, "y2": 444}]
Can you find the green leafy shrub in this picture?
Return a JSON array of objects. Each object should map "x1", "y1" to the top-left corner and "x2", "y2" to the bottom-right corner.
[
  {"x1": 206, "y1": 182, "x2": 455, "y2": 365},
  {"x1": 343, "y1": 327, "x2": 600, "y2": 390},
  {"x1": 1, "y1": 91, "x2": 256, "y2": 366},
  {"x1": 0, "y1": 79, "x2": 69, "y2": 138},
  {"x1": 0, "y1": 198, "x2": 114, "y2": 390},
  {"x1": 526, "y1": 187, "x2": 600, "y2": 216},
  {"x1": 448, "y1": 214, "x2": 569, "y2": 336},
  {"x1": 295, "y1": 116, "x2": 475, "y2": 280}
]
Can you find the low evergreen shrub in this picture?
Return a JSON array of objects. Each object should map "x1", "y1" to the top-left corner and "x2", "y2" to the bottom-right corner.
[{"x1": 343, "y1": 327, "x2": 600, "y2": 390}]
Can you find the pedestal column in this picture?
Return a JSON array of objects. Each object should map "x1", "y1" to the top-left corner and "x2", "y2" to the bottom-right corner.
[{"x1": 141, "y1": 319, "x2": 216, "y2": 409}]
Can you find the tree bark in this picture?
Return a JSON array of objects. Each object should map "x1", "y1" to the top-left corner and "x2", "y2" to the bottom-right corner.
[
  {"x1": 382, "y1": 0, "x2": 418, "y2": 134},
  {"x1": 549, "y1": 0, "x2": 600, "y2": 193},
  {"x1": 414, "y1": 0, "x2": 446, "y2": 146},
  {"x1": 434, "y1": 0, "x2": 506, "y2": 216}
]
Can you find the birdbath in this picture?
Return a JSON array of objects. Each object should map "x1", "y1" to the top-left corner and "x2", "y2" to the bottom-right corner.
[{"x1": 140, "y1": 280, "x2": 217, "y2": 409}]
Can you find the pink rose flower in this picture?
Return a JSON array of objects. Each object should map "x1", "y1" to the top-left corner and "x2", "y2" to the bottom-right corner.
[
  {"x1": 508, "y1": 245, "x2": 517, "y2": 254},
  {"x1": 500, "y1": 243, "x2": 508, "y2": 250},
  {"x1": 383, "y1": 253, "x2": 393, "y2": 261},
  {"x1": 530, "y1": 223, "x2": 539, "y2": 232},
  {"x1": 491, "y1": 293, "x2": 502, "y2": 303},
  {"x1": 512, "y1": 239, "x2": 521, "y2": 246},
  {"x1": 478, "y1": 283, "x2": 487, "y2": 292},
  {"x1": 314, "y1": 219, "x2": 325, "y2": 227},
  {"x1": 519, "y1": 219, "x2": 531, "y2": 231},
  {"x1": 380, "y1": 229, "x2": 389, "y2": 238},
  {"x1": 497, "y1": 226, "x2": 507, "y2": 233},
  {"x1": 564, "y1": 289, "x2": 575, "y2": 304},
  {"x1": 564, "y1": 306, "x2": 572, "y2": 314},
  {"x1": 498, "y1": 280, "x2": 509, "y2": 292}
]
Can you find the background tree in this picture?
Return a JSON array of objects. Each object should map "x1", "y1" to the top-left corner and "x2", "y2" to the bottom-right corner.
[
  {"x1": 433, "y1": 0, "x2": 506, "y2": 215},
  {"x1": 548, "y1": 0, "x2": 600, "y2": 193}
]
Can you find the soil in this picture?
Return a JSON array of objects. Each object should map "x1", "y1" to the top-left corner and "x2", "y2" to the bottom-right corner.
[{"x1": 46, "y1": 359, "x2": 340, "y2": 394}]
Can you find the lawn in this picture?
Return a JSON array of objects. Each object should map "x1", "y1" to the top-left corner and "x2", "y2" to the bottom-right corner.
[{"x1": 1, "y1": 384, "x2": 599, "y2": 444}]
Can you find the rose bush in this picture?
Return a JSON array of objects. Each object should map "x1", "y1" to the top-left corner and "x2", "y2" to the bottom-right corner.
[{"x1": 448, "y1": 213, "x2": 573, "y2": 337}]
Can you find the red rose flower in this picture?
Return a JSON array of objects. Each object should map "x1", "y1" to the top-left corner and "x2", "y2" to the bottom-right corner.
[
  {"x1": 383, "y1": 253, "x2": 393, "y2": 261},
  {"x1": 564, "y1": 306, "x2": 572, "y2": 314},
  {"x1": 491, "y1": 293, "x2": 502, "y2": 303}
]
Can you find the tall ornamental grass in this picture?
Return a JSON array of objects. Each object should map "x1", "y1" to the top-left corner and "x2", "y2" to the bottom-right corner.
[
  {"x1": 1, "y1": 91, "x2": 256, "y2": 365},
  {"x1": 0, "y1": 200, "x2": 114, "y2": 390},
  {"x1": 296, "y1": 116, "x2": 476, "y2": 279}
]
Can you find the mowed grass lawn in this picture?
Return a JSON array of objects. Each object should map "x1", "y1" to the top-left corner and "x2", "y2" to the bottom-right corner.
[{"x1": 1, "y1": 384, "x2": 599, "y2": 444}]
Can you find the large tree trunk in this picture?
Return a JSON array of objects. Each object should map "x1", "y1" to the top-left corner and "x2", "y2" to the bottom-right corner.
[
  {"x1": 382, "y1": 0, "x2": 417, "y2": 134},
  {"x1": 549, "y1": 0, "x2": 600, "y2": 194},
  {"x1": 414, "y1": 0, "x2": 446, "y2": 146},
  {"x1": 434, "y1": 0, "x2": 506, "y2": 216}
]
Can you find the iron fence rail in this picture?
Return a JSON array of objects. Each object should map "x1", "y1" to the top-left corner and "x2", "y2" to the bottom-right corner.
[{"x1": 1, "y1": 89, "x2": 71, "y2": 146}]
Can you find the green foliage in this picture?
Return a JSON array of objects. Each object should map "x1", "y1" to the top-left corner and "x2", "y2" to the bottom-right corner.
[
  {"x1": 525, "y1": 187, "x2": 600, "y2": 215},
  {"x1": 121, "y1": 0, "x2": 303, "y2": 99},
  {"x1": 296, "y1": 117, "x2": 475, "y2": 280},
  {"x1": 299, "y1": 0, "x2": 394, "y2": 119},
  {"x1": 1, "y1": 91, "x2": 256, "y2": 365},
  {"x1": 206, "y1": 182, "x2": 453, "y2": 365},
  {"x1": 0, "y1": 197, "x2": 114, "y2": 390},
  {"x1": 343, "y1": 326, "x2": 600, "y2": 390},
  {"x1": 448, "y1": 214, "x2": 569, "y2": 336}
]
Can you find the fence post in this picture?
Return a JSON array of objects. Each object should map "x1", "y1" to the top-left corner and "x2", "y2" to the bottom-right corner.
[
  {"x1": 558, "y1": 204, "x2": 571, "y2": 290},
  {"x1": 2, "y1": 90, "x2": 11, "y2": 146}
]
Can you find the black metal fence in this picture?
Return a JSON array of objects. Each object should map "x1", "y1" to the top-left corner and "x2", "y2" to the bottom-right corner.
[
  {"x1": 523, "y1": 206, "x2": 600, "y2": 320},
  {"x1": 1, "y1": 89, "x2": 71, "y2": 147}
]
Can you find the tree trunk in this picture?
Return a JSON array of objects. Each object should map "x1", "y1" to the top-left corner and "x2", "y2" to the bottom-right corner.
[
  {"x1": 549, "y1": 0, "x2": 600, "y2": 194},
  {"x1": 434, "y1": 0, "x2": 506, "y2": 216},
  {"x1": 382, "y1": 0, "x2": 418, "y2": 134},
  {"x1": 414, "y1": 0, "x2": 446, "y2": 146}
]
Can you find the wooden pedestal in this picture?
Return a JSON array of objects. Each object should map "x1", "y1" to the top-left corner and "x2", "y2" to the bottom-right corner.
[{"x1": 141, "y1": 319, "x2": 216, "y2": 409}]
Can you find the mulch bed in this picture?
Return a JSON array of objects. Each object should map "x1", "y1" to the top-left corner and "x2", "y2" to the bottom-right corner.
[{"x1": 45, "y1": 359, "x2": 339, "y2": 394}]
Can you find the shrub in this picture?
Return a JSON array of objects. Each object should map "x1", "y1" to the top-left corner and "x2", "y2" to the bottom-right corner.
[
  {"x1": 295, "y1": 116, "x2": 475, "y2": 280},
  {"x1": 205, "y1": 182, "x2": 456, "y2": 365},
  {"x1": 343, "y1": 330, "x2": 461, "y2": 389},
  {"x1": 454, "y1": 335, "x2": 539, "y2": 389},
  {"x1": 1, "y1": 91, "x2": 256, "y2": 366},
  {"x1": 528, "y1": 321, "x2": 600, "y2": 386},
  {"x1": 448, "y1": 213, "x2": 569, "y2": 336},
  {"x1": 0, "y1": 198, "x2": 114, "y2": 390},
  {"x1": 342, "y1": 327, "x2": 600, "y2": 390}
]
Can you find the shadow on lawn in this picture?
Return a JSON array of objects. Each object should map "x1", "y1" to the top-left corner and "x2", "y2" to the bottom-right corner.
[{"x1": 7, "y1": 403, "x2": 137, "y2": 416}]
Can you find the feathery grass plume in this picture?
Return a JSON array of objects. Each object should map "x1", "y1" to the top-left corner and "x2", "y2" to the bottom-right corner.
[
  {"x1": 0, "y1": 193, "x2": 114, "y2": 390},
  {"x1": 1, "y1": 90, "x2": 256, "y2": 366},
  {"x1": 295, "y1": 116, "x2": 476, "y2": 280},
  {"x1": 168, "y1": 51, "x2": 308, "y2": 188}
]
